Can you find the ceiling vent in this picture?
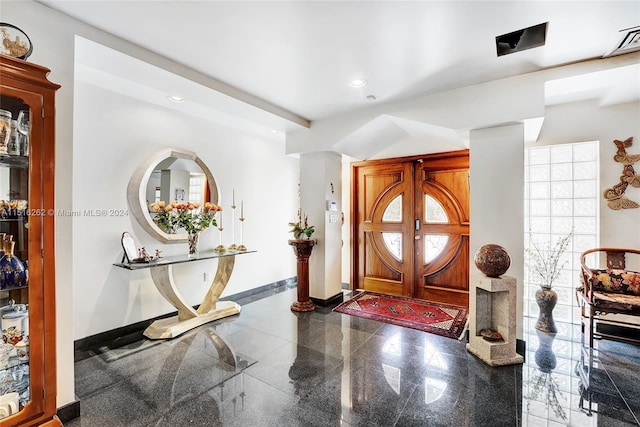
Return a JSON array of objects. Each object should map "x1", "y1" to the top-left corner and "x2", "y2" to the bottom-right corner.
[
  {"x1": 496, "y1": 22, "x2": 548, "y2": 57},
  {"x1": 604, "y1": 26, "x2": 640, "y2": 57}
]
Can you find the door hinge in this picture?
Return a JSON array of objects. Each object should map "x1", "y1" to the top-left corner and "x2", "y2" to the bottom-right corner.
[{"x1": 42, "y1": 107, "x2": 45, "y2": 118}]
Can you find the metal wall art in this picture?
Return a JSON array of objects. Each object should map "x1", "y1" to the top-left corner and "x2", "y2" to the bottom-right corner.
[{"x1": 603, "y1": 137, "x2": 640, "y2": 210}]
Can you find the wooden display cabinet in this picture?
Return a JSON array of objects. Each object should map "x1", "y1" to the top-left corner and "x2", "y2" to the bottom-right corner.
[{"x1": 0, "y1": 54, "x2": 61, "y2": 426}]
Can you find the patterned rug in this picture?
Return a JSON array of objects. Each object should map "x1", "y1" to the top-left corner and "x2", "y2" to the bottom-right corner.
[{"x1": 333, "y1": 291, "x2": 468, "y2": 339}]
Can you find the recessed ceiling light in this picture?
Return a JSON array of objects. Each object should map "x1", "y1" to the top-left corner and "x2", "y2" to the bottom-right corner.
[
  {"x1": 348, "y1": 78, "x2": 368, "y2": 88},
  {"x1": 167, "y1": 95, "x2": 185, "y2": 103}
]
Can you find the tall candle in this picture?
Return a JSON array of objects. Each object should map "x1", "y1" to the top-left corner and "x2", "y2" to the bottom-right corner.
[
  {"x1": 232, "y1": 189, "x2": 235, "y2": 206},
  {"x1": 219, "y1": 211, "x2": 222, "y2": 227},
  {"x1": 241, "y1": 200, "x2": 244, "y2": 218}
]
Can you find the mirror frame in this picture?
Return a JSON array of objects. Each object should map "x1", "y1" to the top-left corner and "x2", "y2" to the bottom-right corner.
[{"x1": 127, "y1": 148, "x2": 219, "y2": 243}]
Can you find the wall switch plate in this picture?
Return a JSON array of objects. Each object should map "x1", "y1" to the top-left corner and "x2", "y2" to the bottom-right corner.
[
  {"x1": 329, "y1": 214, "x2": 339, "y2": 223},
  {"x1": 204, "y1": 272, "x2": 210, "y2": 282}
]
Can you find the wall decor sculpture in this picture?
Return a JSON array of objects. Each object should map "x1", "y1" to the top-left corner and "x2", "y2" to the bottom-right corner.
[{"x1": 603, "y1": 137, "x2": 640, "y2": 210}]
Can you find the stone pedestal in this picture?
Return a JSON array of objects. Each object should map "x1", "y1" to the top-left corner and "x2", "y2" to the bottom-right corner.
[
  {"x1": 466, "y1": 275, "x2": 523, "y2": 366},
  {"x1": 288, "y1": 239, "x2": 317, "y2": 312}
]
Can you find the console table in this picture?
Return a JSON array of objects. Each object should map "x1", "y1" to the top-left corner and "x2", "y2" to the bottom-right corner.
[{"x1": 114, "y1": 250, "x2": 255, "y2": 339}]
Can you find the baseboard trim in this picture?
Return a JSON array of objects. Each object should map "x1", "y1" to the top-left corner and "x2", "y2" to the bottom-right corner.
[
  {"x1": 220, "y1": 277, "x2": 296, "y2": 303},
  {"x1": 57, "y1": 400, "x2": 80, "y2": 423},
  {"x1": 74, "y1": 277, "x2": 296, "y2": 357},
  {"x1": 310, "y1": 291, "x2": 344, "y2": 307}
]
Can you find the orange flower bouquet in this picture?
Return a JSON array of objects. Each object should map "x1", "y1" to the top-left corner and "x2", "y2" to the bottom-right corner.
[{"x1": 149, "y1": 201, "x2": 222, "y2": 234}]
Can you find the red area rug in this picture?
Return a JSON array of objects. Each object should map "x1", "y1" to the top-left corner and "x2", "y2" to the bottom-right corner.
[{"x1": 333, "y1": 291, "x2": 468, "y2": 339}]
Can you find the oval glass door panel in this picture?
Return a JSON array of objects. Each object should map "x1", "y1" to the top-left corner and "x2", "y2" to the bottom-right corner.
[
  {"x1": 424, "y1": 234, "x2": 449, "y2": 263},
  {"x1": 425, "y1": 195, "x2": 448, "y2": 223},
  {"x1": 382, "y1": 232, "x2": 402, "y2": 261},
  {"x1": 382, "y1": 195, "x2": 402, "y2": 222}
]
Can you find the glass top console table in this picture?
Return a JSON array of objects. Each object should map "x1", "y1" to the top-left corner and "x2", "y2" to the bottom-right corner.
[{"x1": 114, "y1": 250, "x2": 256, "y2": 339}]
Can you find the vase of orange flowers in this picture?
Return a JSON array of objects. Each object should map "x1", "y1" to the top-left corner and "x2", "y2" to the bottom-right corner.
[{"x1": 149, "y1": 201, "x2": 222, "y2": 255}]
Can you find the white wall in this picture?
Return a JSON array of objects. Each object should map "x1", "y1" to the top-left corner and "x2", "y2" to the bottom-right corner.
[
  {"x1": 469, "y1": 124, "x2": 525, "y2": 338},
  {"x1": 537, "y1": 99, "x2": 640, "y2": 252},
  {"x1": 299, "y1": 151, "x2": 343, "y2": 300},
  {"x1": 341, "y1": 155, "x2": 357, "y2": 285},
  {"x1": 73, "y1": 81, "x2": 298, "y2": 338}
]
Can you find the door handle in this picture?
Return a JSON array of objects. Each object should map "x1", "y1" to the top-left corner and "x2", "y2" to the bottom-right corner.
[
  {"x1": 415, "y1": 219, "x2": 420, "y2": 230},
  {"x1": 415, "y1": 235, "x2": 421, "y2": 240}
]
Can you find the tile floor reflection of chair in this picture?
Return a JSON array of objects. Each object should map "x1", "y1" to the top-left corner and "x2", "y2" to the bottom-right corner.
[{"x1": 67, "y1": 287, "x2": 640, "y2": 426}]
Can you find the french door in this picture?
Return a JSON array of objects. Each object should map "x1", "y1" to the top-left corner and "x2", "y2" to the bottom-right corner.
[{"x1": 351, "y1": 151, "x2": 470, "y2": 306}]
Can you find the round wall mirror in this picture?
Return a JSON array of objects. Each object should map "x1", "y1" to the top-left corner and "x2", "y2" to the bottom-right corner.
[{"x1": 127, "y1": 148, "x2": 219, "y2": 243}]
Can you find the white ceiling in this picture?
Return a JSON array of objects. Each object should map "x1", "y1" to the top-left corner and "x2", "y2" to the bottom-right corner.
[{"x1": 40, "y1": 1, "x2": 640, "y2": 132}]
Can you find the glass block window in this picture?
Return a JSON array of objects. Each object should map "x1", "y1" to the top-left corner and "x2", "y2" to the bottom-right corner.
[
  {"x1": 382, "y1": 195, "x2": 402, "y2": 222},
  {"x1": 524, "y1": 141, "x2": 599, "y2": 327}
]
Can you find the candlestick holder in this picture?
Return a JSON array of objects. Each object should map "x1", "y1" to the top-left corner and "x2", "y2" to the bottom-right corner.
[
  {"x1": 215, "y1": 224, "x2": 226, "y2": 253},
  {"x1": 237, "y1": 216, "x2": 247, "y2": 252},
  {"x1": 228, "y1": 203, "x2": 237, "y2": 251}
]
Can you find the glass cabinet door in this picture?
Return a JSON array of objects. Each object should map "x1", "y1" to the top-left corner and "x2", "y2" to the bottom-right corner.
[{"x1": 0, "y1": 93, "x2": 31, "y2": 418}]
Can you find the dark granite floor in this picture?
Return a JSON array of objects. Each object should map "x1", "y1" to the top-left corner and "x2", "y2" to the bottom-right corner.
[{"x1": 67, "y1": 286, "x2": 640, "y2": 426}]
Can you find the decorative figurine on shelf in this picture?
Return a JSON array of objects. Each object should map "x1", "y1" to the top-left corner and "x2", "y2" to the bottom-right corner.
[
  {"x1": 0, "y1": 234, "x2": 26, "y2": 289},
  {"x1": 139, "y1": 247, "x2": 151, "y2": 263},
  {"x1": 120, "y1": 231, "x2": 162, "y2": 263}
]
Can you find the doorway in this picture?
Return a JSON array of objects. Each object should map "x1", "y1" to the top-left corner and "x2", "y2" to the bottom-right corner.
[{"x1": 351, "y1": 150, "x2": 470, "y2": 306}]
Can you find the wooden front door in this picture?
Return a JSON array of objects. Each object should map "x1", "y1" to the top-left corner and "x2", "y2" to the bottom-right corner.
[{"x1": 351, "y1": 151, "x2": 469, "y2": 306}]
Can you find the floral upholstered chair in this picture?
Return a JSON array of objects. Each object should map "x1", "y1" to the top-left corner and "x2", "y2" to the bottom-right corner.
[{"x1": 578, "y1": 248, "x2": 640, "y2": 348}]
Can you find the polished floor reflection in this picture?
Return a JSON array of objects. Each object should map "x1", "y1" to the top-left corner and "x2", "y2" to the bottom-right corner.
[{"x1": 68, "y1": 287, "x2": 640, "y2": 426}]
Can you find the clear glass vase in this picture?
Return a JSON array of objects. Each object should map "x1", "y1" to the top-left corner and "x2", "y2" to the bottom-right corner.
[{"x1": 187, "y1": 232, "x2": 199, "y2": 256}]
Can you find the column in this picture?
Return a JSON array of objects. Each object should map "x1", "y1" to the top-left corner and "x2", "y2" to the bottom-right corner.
[
  {"x1": 469, "y1": 124, "x2": 525, "y2": 338},
  {"x1": 298, "y1": 151, "x2": 343, "y2": 304}
]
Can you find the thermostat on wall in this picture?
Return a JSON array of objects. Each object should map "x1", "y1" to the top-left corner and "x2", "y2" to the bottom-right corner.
[{"x1": 327, "y1": 200, "x2": 338, "y2": 211}]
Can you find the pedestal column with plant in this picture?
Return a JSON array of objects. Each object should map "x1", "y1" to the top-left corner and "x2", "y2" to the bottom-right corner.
[{"x1": 288, "y1": 210, "x2": 316, "y2": 312}]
